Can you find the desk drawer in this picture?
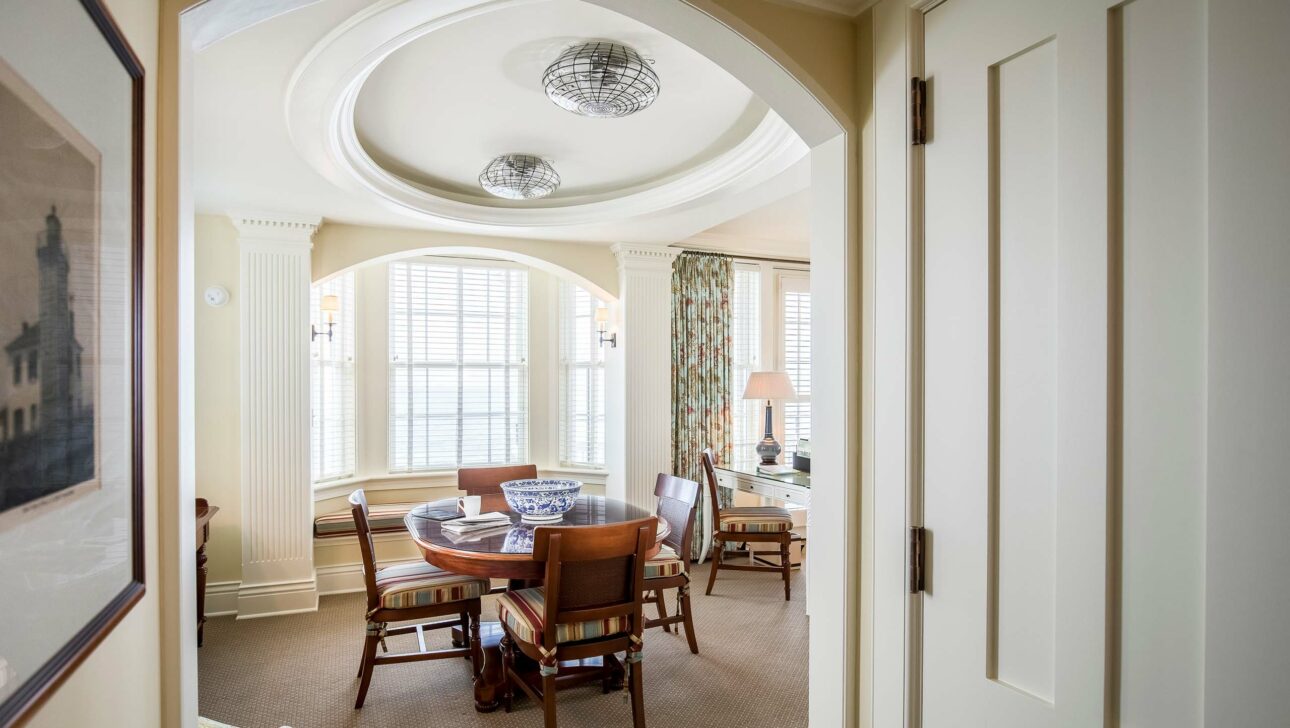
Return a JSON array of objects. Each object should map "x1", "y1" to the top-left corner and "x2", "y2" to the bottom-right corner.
[
  {"x1": 774, "y1": 485, "x2": 810, "y2": 507},
  {"x1": 740, "y1": 480, "x2": 775, "y2": 498},
  {"x1": 715, "y1": 471, "x2": 737, "y2": 491}
]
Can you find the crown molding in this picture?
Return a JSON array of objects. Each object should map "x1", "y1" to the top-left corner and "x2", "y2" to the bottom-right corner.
[
  {"x1": 230, "y1": 212, "x2": 322, "y2": 247},
  {"x1": 611, "y1": 243, "x2": 681, "y2": 273},
  {"x1": 770, "y1": 0, "x2": 879, "y2": 18}
]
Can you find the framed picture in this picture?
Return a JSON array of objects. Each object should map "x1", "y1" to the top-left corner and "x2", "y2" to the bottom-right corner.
[{"x1": 0, "y1": 0, "x2": 143, "y2": 724}]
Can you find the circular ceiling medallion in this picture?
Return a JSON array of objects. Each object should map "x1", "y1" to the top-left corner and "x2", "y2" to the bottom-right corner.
[{"x1": 542, "y1": 41, "x2": 660, "y2": 118}]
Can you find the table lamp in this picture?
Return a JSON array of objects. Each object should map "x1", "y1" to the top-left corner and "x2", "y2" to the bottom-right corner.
[{"x1": 742, "y1": 371, "x2": 797, "y2": 465}]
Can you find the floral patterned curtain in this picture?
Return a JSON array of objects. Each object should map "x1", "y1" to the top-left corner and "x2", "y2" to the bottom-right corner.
[{"x1": 671, "y1": 252, "x2": 733, "y2": 558}]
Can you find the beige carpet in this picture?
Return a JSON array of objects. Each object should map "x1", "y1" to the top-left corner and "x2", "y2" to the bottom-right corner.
[{"x1": 199, "y1": 561, "x2": 807, "y2": 728}]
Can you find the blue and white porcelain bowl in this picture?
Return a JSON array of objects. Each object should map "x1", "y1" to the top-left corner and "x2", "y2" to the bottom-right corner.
[{"x1": 500, "y1": 479, "x2": 582, "y2": 523}]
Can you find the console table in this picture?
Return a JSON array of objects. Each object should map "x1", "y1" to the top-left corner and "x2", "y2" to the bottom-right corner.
[{"x1": 196, "y1": 498, "x2": 219, "y2": 647}]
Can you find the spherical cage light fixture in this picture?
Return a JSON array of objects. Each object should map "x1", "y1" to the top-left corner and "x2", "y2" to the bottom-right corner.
[
  {"x1": 479, "y1": 154, "x2": 561, "y2": 200},
  {"x1": 542, "y1": 41, "x2": 660, "y2": 119}
]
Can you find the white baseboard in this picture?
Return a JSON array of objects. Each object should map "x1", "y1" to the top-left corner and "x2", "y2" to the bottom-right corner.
[
  {"x1": 316, "y1": 562, "x2": 368, "y2": 595},
  {"x1": 236, "y1": 576, "x2": 318, "y2": 619},
  {"x1": 205, "y1": 580, "x2": 240, "y2": 617}
]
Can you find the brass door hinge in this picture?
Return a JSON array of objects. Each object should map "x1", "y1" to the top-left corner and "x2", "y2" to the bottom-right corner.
[
  {"x1": 911, "y1": 77, "x2": 927, "y2": 146},
  {"x1": 909, "y1": 526, "x2": 926, "y2": 593}
]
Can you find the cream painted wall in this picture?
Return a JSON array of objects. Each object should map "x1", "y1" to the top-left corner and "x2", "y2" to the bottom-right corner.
[
  {"x1": 24, "y1": 0, "x2": 162, "y2": 726},
  {"x1": 312, "y1": 221, "x2": 619, "y2": 299},
  {"x1": 192, "y1": 215, "x2": 241, "y2": 584}
]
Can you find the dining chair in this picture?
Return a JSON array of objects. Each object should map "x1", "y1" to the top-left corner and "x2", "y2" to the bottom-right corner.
[
  {"x1": 701, "y1": 449, "x2": 796, "y2": 601},
  {"x1": 458, "y1": 463, "x2": 538, "y2": 496},
  {"x1": 497, "y1": 517, "x2": 657, "y2": 728},
  {"x1": 642, "y1": 473, "x2": 700, "y2": 654},
  {"x1": 349, "y1": 489, "x2": 491, "y2": 709}
]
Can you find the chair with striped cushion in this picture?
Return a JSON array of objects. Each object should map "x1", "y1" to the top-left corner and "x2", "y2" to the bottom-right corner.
[
  {"x1": 349, "y1": 489, "x2": 490, "y2": 709},
  {"x1": 498, "y1": 517, "x2": 656, "y2": 728},
  {"x1": 701, "y1": 449, "x2": 796, "y2": 601},
  {"x1": 642, "y1": 473, "x2": 701, "y2": 653}
]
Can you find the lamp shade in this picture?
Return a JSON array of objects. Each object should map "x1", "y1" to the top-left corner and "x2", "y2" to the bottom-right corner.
[
  {"x1": 594, "y1": 307, "x2": 610, "y2": 324},
  {"x1": 742, "y1": 371, "x2": 796, "y2": 401},
  {"x1": 320, "y1": 294, "x2": 340, "y2": 312}
]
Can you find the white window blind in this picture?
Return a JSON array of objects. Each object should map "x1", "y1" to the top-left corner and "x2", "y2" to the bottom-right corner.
[
  {"x1": 558, "y1": 282, "x2": 606, "y2": 469},
  {"x1": 730, "y1": 265, "x2": 762, "y2": 463},
  {"x1": 388, "y1": 260, "x2": 528, "y2": 472},
  {"x1": 310, "y1": 272, "x2": 356, "y2": 483},
  {"x1": 781, "y1": 278, "x2": 811, "y2": 455}
]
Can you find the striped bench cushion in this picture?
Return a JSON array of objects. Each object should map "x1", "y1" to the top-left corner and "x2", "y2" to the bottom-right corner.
[
  {"x1": 719, "y1": 506, "x2": 793, "y2": 534},
  {"x1": 375, "y1": 561, "x2": 490, "y2": 610},
  {"x1": 313, "y1": 502, "x2": 419, "y2": 538},
  {"x1": 644, "y1": 544, "x2": 685, "y2": 580},
  {"x1": 497, "y1": 587, "x2": 630, "y2": 646}
]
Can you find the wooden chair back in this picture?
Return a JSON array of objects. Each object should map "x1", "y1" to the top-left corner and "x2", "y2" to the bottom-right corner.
[
  {"x1": 458, "y1": 464, "x2": 538, "y2": 496},
  {"x1": 531, "y1": 518, "x2": 657, "y2": 653},
  {"x1": 654, "y1": 473, "x2": 700, "y2": 563},
  {"x1": 348, "y1": 489, "x2": 381, "y2": 613},
  {"x1": 700, "y1": 449, "x2": 724, "y2": 526}
]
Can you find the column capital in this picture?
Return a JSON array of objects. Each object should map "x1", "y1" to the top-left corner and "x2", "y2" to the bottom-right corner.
[
  {"x1": 611, "y1": 243, "x2": 680, "y2": 274},
  {"x1": 231, "y1": 212, "x2": 321, "y2": 248}
]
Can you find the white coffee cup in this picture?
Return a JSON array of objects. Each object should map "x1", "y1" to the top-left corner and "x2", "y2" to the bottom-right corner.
[{"x1": 462, "y1": 495, "x2": 482, "y2": 518}]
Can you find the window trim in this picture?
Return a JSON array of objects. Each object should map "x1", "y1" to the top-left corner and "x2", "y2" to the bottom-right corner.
[
  {"x1": 386, "y1": 257, "x2": 530, "y2": 473},
  {"x1": 556, "y1": 280, "x2": 607, "y2": 470},
  {"x1": 311, "y1": 271, "x2": 358, "y2": 485}
]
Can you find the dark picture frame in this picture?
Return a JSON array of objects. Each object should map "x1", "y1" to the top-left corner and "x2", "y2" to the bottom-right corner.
[{"x1": 0, "y1": 0, "x2": 144, "y2": 725}]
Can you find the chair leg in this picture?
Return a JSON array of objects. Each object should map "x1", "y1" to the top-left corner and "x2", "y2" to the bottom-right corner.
[
  {"x1": 454, "y1": 611, "x2": 469, "y2": 649},
  {"x1": 629, "y1": 659, "x2": 646, "y2": 728},
  {"x1": 542, "y1": 673, "x2": 559, "y2": 728},
  {"x1": 653, "y1": 589, "x2": 671, "y2": 633},
  {"x1": 501, "y1": 635, "x2": 515, "y2": 713},
  {"x1": 680, "y1": 586, "x2": 699, "y2": 655},
  {"x1": 781, "y1": 538, "x2": 792, "y2": 601},
  {"x1": 354, "y1": 634, "x2": 380, "y2": 709},
  {"x1": 705, "y1": 540, "x2": 722, "y2": 596},
  {"x1": 468, "y1": 611, "x2": 483, "y2": 679}
]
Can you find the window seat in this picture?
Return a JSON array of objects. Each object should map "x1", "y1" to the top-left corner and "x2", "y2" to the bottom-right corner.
[{"x1": 313, "y1": 502, "x2": 422, "y2": 539}]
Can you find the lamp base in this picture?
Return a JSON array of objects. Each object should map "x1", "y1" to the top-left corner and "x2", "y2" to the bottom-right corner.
[{"x1": 755, "y1": 436, "x2": 782, "y2": 466}]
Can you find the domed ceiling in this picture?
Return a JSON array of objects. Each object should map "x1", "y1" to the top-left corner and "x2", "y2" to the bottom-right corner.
[
  {"x1": 353, "y1": 0, "x2": 768, "y2": 203},
  {"x1": 193, "y1": 0, "x2": 810, "y2": 243}
]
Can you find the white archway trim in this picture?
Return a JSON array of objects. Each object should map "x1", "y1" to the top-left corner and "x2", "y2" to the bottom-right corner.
[
  {"x1": 321, "y1": 244, "x2": 618, "y2": 304},
  {"x1": 285, "y1": 0, "x2": 808, "y2": 232}
]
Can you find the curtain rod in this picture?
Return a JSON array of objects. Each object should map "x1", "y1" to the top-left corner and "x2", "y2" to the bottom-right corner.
[{"x1": 675, "y1": 247, "x2": 810, "y2": 266}]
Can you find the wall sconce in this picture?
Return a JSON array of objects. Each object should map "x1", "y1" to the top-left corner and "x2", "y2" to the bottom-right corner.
[
  {"x1": 594, "y1": 306, "x2": 617, "y2": 348},
  {"x1": 312, "y1": 294, "x2": 339, "y2": 342}
]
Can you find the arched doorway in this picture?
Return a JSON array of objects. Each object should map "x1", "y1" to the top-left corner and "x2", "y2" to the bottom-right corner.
[{"x1": 159, "y1": 2, "x2": 858, "y2": 725}]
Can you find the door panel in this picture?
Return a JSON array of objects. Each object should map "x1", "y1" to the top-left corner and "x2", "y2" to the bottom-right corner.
[{"x1": 922, "y1": 0, "x2": 1110, "y2": 725}]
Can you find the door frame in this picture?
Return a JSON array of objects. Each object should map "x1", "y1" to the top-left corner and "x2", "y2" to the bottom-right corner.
[
  {"x1": 864, "y1": 2, "x2": 935, "y2": 727},
  {"x1": 157, "y1": 2, "x2": 861, "y2": 727}
]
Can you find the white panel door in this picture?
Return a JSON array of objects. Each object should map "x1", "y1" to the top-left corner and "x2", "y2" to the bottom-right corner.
[{"x1": 921, "y1": 0, "x2": 1112, "y2": 725}]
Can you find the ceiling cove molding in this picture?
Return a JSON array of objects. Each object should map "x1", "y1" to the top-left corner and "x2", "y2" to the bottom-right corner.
[
  {"x1": 285, "y1": 0, "x2": 808, "y2": 232},
  {"x1": 230, "y1": 212, "x2": 322, "y2": 245}
]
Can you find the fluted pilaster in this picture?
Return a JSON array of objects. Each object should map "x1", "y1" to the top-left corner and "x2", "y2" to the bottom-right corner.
[
  {"x1": 610, "y1": 244, "x2": 679, "y2": 510},
  {"x1": 233, "y1": 213, "x2": 320, "y2": 617}
]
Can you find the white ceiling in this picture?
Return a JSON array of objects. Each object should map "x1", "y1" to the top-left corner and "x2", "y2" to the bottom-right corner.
[
  {"x1": 355, "y1": 0, "x2": 765, "y2": 200},
  {"x1": 686, "y1": 189, "x2": 810, "y2": 259},
  {"x1": 193, "y1": 0, "x2": 810, "y2": 245}
]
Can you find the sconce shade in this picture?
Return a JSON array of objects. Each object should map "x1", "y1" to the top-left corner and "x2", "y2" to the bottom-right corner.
[
  {"x1": 320, "y1": 294, "x2": 340, "y2": 312},
  {"x1": 742, "y1": 371, "x2": 796, "y2": 400},
  {"x1": 594, "y1": 307, "x2": 610, "y2": 324}
]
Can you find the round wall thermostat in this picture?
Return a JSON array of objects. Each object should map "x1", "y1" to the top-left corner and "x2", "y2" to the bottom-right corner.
[{"x1": 204, "y1": 285, "x2": 230, "y2": 308}]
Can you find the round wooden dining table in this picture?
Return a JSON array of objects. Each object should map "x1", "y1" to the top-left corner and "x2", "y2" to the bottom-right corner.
[{"x1": 404, "y1": 494, "x2": 667, "y2": 712}]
